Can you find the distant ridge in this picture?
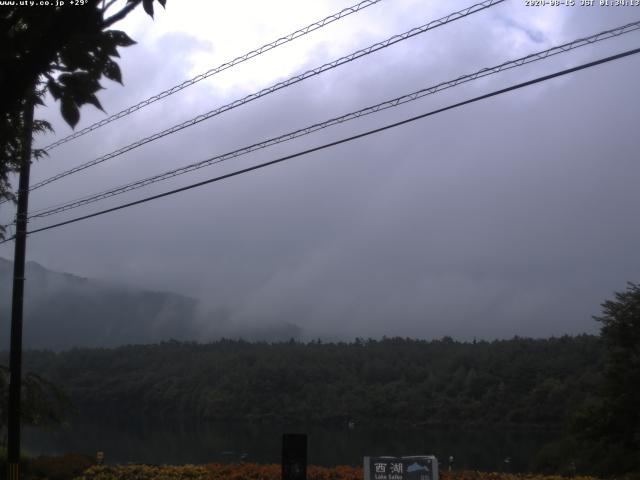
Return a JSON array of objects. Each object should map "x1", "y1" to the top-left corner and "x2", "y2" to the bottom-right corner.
[
  {"x1": 0, "y1": 258, "x2": 305, "y2": 350},
  {"x1": 0, "y1": 257, "x2": 200, "y2": 350}
]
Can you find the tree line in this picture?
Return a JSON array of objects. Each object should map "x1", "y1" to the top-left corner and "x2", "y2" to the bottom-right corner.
[
  {"x1": 2, "y1": 282, "x2": 639, "y2": 476},
  {"x1": 10, "y1": 335, "x2": 602, "y2": 428}
]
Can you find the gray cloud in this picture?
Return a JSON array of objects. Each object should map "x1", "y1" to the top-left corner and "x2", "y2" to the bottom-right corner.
[{"x1": 2, "y1": 1, "x2": 639, "y2": 344}]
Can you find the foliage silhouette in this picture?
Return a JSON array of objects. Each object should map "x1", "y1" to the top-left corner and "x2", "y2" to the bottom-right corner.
[{"x1": 0, "y1": 0, "x2": 167, "y2": 209}]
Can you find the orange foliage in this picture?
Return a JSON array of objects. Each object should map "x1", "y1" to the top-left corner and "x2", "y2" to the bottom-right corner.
[
  {"x1": 73, "y1": 463, "x2": 603, "y2": 480},
  {"x1": 204, "y1": 463, "x2": 361, "y2": 480}
]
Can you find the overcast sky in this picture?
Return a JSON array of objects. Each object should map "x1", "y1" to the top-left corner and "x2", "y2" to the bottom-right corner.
[{"x1": 1, "y1": 0, "x2": 639, "y2": 341}]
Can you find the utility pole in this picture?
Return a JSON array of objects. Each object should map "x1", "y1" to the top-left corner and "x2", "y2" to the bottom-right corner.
[{"x1": 7, "y1": 93, "x2": 35, "y2": 480}]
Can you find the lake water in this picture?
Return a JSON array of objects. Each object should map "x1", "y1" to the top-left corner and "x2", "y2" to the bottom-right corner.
[{"x1": 23, "y1": 417, "x2": 558, "y2": 472}]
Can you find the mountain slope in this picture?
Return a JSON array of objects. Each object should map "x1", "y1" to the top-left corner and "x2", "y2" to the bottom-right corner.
[{"x1": 0, "y1": 258, "x2": 200, "y2": 350}]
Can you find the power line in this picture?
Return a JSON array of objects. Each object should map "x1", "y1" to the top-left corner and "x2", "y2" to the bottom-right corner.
[
  {"x1": 4, "y1": 45, "x2": 636, "y2": 242},
  {"x1": 25, "y1": 20, "x2": 640, "y2": 220},
  {"x1": 24, "y1": 0, "x2": 505, "y2": 194},
  {"x1": 41, "y1": 0, "x2": 385, "y2": 152}
]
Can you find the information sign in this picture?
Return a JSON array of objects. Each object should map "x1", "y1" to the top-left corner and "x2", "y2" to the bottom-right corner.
[{"x1": 364, "y1": 455, "x2": 438, "y2": 480}]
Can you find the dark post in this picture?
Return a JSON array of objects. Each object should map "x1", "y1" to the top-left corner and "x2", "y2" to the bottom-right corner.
[
  {"x1": 7, "y1": 94, "x2": 35, "y2": 480},
  {"x1": 282, "y1": 433, "x2": 307, "y2": 480}
]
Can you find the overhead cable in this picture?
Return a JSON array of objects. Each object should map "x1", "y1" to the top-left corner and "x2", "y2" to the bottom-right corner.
[
  {"x1": 25, "y1": 0, "x2": 505, "y2": 194},
  {"x1": 41, "y1": 0, "x2": 386, "y2": 151},
  {"x1": 2, "y1": 45, "x2": 635, "y2": 242},
  {"x1": 26, "y1": 20, "x2": 640, "y2": 220}
]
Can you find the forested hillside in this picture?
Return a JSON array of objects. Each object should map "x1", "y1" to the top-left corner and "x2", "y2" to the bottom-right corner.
[
  {"x1": 12, "y1": 336, "x2": 602, "y2": 427},
  {"x1": 0, "y1": 258, "x2": 200, "y2": 349}
]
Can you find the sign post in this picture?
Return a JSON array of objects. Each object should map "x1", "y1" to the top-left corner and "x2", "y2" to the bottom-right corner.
[
  {"x1": 282, "y1": 434, "x2": 307, "y2": 480},
  {"x1": 364, "y1": 456, "x2": 438, "y2": 480}
]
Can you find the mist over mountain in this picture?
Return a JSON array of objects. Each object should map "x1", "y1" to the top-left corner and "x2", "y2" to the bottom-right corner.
[
  {"x1": 0, "y1": 258, "x2": 303, "y2": 350},
  {"x1": 0, "y1": 257, "x2": 200, "y2": 350}
]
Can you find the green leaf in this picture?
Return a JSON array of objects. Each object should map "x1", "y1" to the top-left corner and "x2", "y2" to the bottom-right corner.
[
  {"x1": 106, "y1": 30, "x2": 136, "y2": 47},
  {"x1": 142, "y1": 0, "x2": 154, "y2": 18},
  {"x1": 32, "y1": 148, "x2": 50, "y2": 160},
  {"x1": 47, "y1": 80, "x2": 63, "y2": 100},
  {"x1": 59, "y1": 72, "x2": 103, "y2": 97},
  {"x1": 33, "y1": 119, "x2": 53, "y2": 134},
  {"x1": 56, "y1": 72, "x2": 107, "y2": 114},
  {"x1": 85, "y1": 94, "x2": 105, "y2": 112},
  {"x1": 59, "y1": 45, "x2": 94, "y2": 71},
  {"x1": 100, "y1": 35, "x2": 120, "y2": 57},
  {"x1": 103, "y1": 58, "x2": 122, "y2": 84},
  {"x1": 60, "y1": 97, "x2": 80, "y2": 128}
]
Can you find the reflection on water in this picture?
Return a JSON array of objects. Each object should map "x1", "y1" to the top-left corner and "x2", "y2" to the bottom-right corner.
[{"x1": 23, "y1": 417, "x2": 557, "y2": 472}]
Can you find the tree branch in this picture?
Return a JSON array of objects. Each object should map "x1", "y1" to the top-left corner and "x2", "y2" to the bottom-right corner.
[
  {"x1": 103, "y1": 0, "x2": 141, "y2": 28},
  {"x1": 101, "y1": 0, "x2": 119, "y2": 16}
]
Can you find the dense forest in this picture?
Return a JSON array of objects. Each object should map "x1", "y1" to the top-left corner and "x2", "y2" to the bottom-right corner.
[{"x1": 6, "y1": 335, "x2": 603, "y2": 428}]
